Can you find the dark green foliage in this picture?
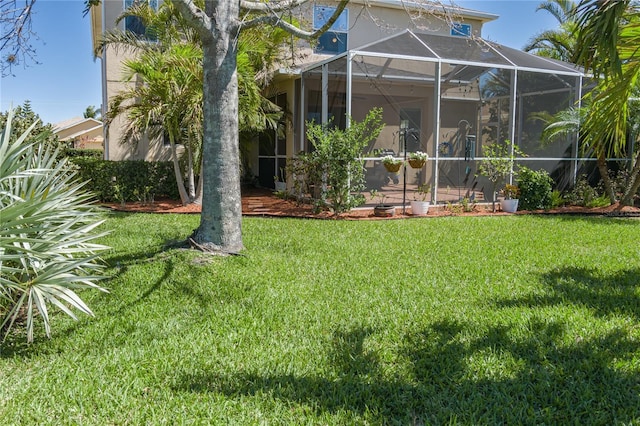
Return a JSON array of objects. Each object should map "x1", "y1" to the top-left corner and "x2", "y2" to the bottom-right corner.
[
  {"x1": 305, "y1": 108, "x2": 385, "y2": 214},
  {"x1": 0, "y1": 101, "x2": 63, "y2": 150},
  {"x1": 517, "y1": 167, "x2": 554, "y2": 210},
  {"x1": 70, "y1": 158, "x2": 179, "y2": 202},
  {"x1": 62, "y1": 148, "x2": 103, "y2": 159},
  {"x1": 565, "y1": 175, "x2": 605, "y2": 207},
  {"x1": 550, "y1": 190, "x2": 565, "y2": 208}
]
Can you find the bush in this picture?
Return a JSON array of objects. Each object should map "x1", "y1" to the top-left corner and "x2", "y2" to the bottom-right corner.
[
  {"x1": 62, "y1": 148, "x2": 103, "y2": 159},
  {"x1": 70, "y1": 158, "x2": 179, "y2": 202},
  {"x1": 305, "y1": 108, "x2": 384, "y2": 214},
  {"x1": 517, "y1": 167, "x2": 553, "y2": 210},
  {"x1": 565, "y1": 175, "x2": 601, "y2": 207}
]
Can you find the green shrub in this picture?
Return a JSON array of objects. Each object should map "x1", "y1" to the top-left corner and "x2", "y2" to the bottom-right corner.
[
  {"x1": 585, "y1": 193, "x2": 611, "y2": 208},
  {"x1": 62, "y1": 148, "x2": 103, "y2": 159},
  {"x1": 517, "y1": 167, "x2": 553, "y2": 210},
  {"x1": 565, "y1": 175, "x2": 601, "y2": 207},
  {"x1": 550, "y1": 190, "x2": 565, "y2": 208},
  {"x1": 305, "y1": 108, "x2": 384, "y2": 214},
  {"x1": 70, "y1": 158, "x2": 179, "y2": 202}
]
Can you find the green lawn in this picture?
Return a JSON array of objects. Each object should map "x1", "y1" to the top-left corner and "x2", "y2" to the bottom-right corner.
[{"x1": 2, "y1": 213, "x2": 640, "y2": 424}]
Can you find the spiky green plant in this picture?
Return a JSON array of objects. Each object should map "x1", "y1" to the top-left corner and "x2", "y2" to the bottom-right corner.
[{"x1": 0, "y1": 110, "x2": 109, "y2": 343}]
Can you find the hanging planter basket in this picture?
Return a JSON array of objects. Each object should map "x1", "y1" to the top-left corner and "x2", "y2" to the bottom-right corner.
[
  {"x1": 408, "y1": 159, "x2": 425, "y2": 169},
  {"x1": 383, "y1": 163, "x2": 402, "y2": 173}
]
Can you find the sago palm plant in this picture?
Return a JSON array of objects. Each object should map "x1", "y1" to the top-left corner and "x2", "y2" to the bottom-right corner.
[{"x1": 0, "y1": 110, "x2": 109, "y2": 343}]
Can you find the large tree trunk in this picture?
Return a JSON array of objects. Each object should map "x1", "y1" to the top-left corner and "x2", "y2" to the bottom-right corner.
[
  {"x1": 595, "y1": 152, "x2": 616, "y2": 204},
  {"x1": 192, "y1": 0, "x2": 243, "y2": 253},
  {"x1": 620, "y1": 148, "x2": 640, "y2": 206}
]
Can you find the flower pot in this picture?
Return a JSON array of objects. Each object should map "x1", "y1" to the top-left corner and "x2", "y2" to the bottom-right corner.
[
  {"x1": 383, "y1": 163, "x2": 402, "y2": 173},
  {"x1": 501, "y1": 198, "x2": 519, "y2": 213},
  {"x1": 374, "y1": 204, "x2": 396, "y2": 217},
  {"x1": 410, "y1": 200, "x2": 430, "y2": 215},
  {"x1": 274, "y1": 181, "x2": 286, "y2": 192},
  {"x1": 408, "y1": 159, "x2": 425, "y2": 169}
]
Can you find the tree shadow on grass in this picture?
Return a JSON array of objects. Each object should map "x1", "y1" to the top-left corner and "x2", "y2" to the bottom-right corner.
[
  {"x1": 170, "y1": 319, "x2": 640, "y2": 423},
  {"x1": 495, "y1": 266, "x2": 640, "y2": 320}
]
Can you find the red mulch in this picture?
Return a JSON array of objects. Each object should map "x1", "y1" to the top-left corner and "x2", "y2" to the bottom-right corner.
[{"x1": 102, "y1": 187, "x2": 640, "y2": 219}]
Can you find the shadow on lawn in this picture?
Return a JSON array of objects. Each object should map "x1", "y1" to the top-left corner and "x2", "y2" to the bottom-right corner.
[
  {"x1": 171, "y1": 318, "x2": 640, "y2": 423},
  {"x1": 496, "y1": 266, "x2": 640, "y2": 320}
]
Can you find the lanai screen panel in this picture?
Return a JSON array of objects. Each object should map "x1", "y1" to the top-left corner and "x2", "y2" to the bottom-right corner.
[
  {"x1": 350, "y1": 53, "x2": 439, "y2": 196},
  {"x1": 300, "y1": 30, "x2": 584, "y2": 204},
  {"x1": 301, "y1": 56, "x2": 348, "y2": 150}
]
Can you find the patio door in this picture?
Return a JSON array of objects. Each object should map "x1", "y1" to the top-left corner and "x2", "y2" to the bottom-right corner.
[{"x1": 258, "y1": 93, "x2": 287, "y2": 189}]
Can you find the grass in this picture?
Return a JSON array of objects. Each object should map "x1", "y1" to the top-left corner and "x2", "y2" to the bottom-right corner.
[{"x1": 1, "y1": 213, "x2": 640, "y2": 424}]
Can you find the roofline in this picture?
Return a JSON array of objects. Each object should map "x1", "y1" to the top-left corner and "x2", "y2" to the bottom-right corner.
[
  {"x1": 56, "y1": 125, "x2": 104, "y2": 141},
  {"x1": 352, "y1": 0, "x2": 499, "y2": 23},
  {"x1": 53, "y1": 118, "x2": 103, "y2": 133},
  {"x1": 90, "y1": 2, "x2": 102, "y2": 58}
]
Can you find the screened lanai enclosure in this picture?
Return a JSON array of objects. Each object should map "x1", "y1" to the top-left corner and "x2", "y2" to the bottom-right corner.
[{"x1": 299, "y1": 30, "x2": 586, "y2": 206}]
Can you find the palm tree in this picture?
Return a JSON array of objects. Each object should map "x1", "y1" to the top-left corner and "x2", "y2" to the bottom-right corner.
[
  {"x1": 106, "y1": 43, "x2": 203, "y2": 205},
  {"x1": 83, "y1": 105, "x2": 101, "y2": 120},
  {"x1": 98, "y1": 1, "x2": 289, "y2": 205},
  {"x1": 536, "y1": 106, "x2": 617, "y2": 202},
  {"x1": 573, "y1": 0, "x2": 640, "y2": 205},
  {"x1": 1, "y1": 109, "x2": 108, "y2": 342},
  {"x1": 524, "y1": 0, "x2": 577, "y2": 62}
]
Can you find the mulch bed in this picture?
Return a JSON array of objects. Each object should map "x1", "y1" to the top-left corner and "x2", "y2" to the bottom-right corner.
[{"x1": 102, "y1": 187, "x2": 640, "y2": 219}]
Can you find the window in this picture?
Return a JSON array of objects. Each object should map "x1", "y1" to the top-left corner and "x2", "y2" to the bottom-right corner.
[
  {"x1": 313, "y1": 5, "x2": 348, "y2": 54},
  {"x1": 451, "y1": 23, "x2": 471, "y2": 37},
  {"x1": 124, "y1": 0, "x2": 158, "y2": 39}
]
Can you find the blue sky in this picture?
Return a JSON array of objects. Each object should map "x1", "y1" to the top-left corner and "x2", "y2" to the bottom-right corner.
[{"x1": 0, "y1": 0, "x2": 560, "y2": 126}]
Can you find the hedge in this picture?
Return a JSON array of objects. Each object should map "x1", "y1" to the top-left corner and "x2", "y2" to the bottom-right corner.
[{"x1": 70, "y1": 158, "x2": 180, "y2": 202}]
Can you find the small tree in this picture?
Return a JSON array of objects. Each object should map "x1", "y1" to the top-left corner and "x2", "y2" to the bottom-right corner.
[
  {"x1": 305, "y1": 108, "x2": 384, "y2": 215},
  {"x1": 477, "y1": 141, "x2": 525, "y2": 212}
]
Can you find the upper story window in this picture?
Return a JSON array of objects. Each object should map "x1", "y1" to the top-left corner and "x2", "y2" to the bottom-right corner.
[
  {"x1": 124, "y1": 0, "x2": 158, "y2": 39},
  {"x1": 313, "y1": 5, "x2": 349, "y2": 55},
  {"x1": 451, "y1": 23, "x2": 472, "y2": 37}
]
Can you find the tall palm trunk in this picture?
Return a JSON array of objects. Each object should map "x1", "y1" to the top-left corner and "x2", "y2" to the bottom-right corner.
[
  {"x1": 621, "y1": 148, "x2": 640, "y2": 206},
  {"x1": 168, "y1": 131, "x2": 191, "y2": 205},
  {"x1": 192, "y1": 0, "x2": 243, "y2": 253},
  {"x1": 596, "y1": 151, "x2": 616, "y2": 204}
]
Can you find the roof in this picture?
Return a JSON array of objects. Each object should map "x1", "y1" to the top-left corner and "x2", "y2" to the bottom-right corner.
[
  {"x1": 53, "y1": 117, "x2": 102, "y2": 133},
  {"x1": 358, "y1": 0, "x2": 499, "y2": 23},
  {"x1": 360, "y1": 30, "x2": 580, "y2": 75},
  {"x1": 53, "y1": 117, "x2": 103, "y2": 142}
]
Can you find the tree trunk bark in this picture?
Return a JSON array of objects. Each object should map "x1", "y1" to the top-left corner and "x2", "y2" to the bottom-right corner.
[
  {"x1": 596, "y1": 152, "x2": 616, "y2": 204},
  {"x1": 186, "y1": 142, "x2": 196, "y2": 200},
  {"x1": 192, "y1": 0, "x2": 243, "y2": 253},
  {"x1": 621, "y1": 148, "x2": 640, "y2": 206},
  {"x1": 169, "y1": 132, "x2": 190, "y2": 206}
]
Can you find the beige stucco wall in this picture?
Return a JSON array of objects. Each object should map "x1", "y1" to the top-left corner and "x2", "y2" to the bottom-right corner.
[{"x1": 98, "y1": 1, "x2": 173, "y2": 161}]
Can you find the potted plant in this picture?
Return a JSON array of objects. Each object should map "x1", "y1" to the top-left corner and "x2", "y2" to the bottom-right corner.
[
  {"x1": 381, "y1": 155, "x2": 403, "y2": 173},
  {"x1": 410, "y1": 183, "x2": 431, "y2": 215},
  {"x1": 370, "y1": 189, "x2": 395, "y2": 217},
  {"x1": 274, "y1": 167, "x2": 286, "y2": 191},
  {"x1": 476, "y1": 141, "x2": 525, "y2": 212},
  {"x1": 408, "y1": 151, "x2": 428, "y2": 169},
  {"x1": 501, "y1": 183, "x2": 519, "y2": 213}
]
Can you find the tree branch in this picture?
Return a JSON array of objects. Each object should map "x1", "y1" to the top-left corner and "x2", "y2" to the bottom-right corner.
[
  {"x1": 241, "y1": 0, "x2": 349, "y2": 39},
  {"x1": 171, "y1": 0, "x2": 214, "y2": 43},
  {"x1": 240, "y1": 0, "x2": 313, "y2": 13}
]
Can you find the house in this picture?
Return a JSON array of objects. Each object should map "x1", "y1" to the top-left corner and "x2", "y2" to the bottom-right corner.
[
  {"x1": 90, "y1": 1, "x2": 585, "y2": 204},
  {"x1": 53, "y1": 117, "x2": 104, "y2": 150}
]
